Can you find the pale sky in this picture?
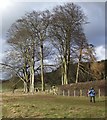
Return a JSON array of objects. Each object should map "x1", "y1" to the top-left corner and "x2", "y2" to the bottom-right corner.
[{"x1": 0, "y1": 0, "x2": 106, "y2": 62}]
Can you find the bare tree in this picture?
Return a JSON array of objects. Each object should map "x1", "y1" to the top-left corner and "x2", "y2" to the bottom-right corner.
[
  {"x1": 5, "y1": 26, "x2": 33, "y2": 93},
  {"x1": 74, "y1": 40, "x2": 96, "y2": 83},
  {"x1": 21, "y1": 10, "x2": 51, "y2": 91},
  {"x1": 5, "y1": 10, "x2": 51, "y2": 93},
  {"x1": 49, "y1": 3, "x2": 87, "y2": 85}
]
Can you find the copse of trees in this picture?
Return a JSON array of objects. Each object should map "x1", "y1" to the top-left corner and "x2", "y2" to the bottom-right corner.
[
  {"x1": 49, "y1": 3, "x2": 86, "y2": 85},
  {"x1": 1, "y1": 3, "x2": 97, "y2": 93}
]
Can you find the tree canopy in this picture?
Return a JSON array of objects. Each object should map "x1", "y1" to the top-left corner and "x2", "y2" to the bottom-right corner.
[{"x1": 1, "y1": 3, "x2": 99, "y2": 93}]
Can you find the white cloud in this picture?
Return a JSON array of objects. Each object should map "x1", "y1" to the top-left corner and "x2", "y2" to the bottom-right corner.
[
  {"x1": 95, "y1": 45, "x2": 106, "y2": 61},
  {"x1": 0, "y1": 2, "x2": 106, "y2": 63}
]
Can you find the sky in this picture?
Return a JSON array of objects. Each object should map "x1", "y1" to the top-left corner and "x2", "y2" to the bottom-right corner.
[{"x1": 0, "y1": 0, "x2": 106, "y2": 79}]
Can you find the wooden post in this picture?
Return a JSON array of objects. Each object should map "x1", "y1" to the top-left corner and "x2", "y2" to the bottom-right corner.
[
  {"x1": 68, "y1": 90, "x2": 70, "y2": 96},
  {"x1": 63, "y1": 90, "x2": 65, "y2": 96},
  {"x1": 74, "y1": 90, "x2": 76, "y2": 97},
  {"x1": 80, "y1": 89, "x2": 82, "y2": 96},
  {"x1": 99, "y1": 89, "x2": 101, "y2": 98}
]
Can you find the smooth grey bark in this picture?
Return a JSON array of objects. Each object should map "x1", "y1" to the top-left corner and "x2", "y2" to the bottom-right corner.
[
  {"x1": 63, "y1": 57, "x2": 68, "y2": 84},
  {"x1": 30, "y1": 66, "x2": 35, "y2": 93}
]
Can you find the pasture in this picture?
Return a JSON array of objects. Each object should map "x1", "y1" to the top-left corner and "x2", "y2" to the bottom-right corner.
[{"x1": 2, "y1": 92, "x2": 106, "y2": 118}]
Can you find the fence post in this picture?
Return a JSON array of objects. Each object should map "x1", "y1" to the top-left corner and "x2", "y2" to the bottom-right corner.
[
  {"x1": 99, "y1": 89, "x2": 101, "y2": 98},
  {"x1": 74, "y1": 90, "x2": 76, "y2": 97},
  {"x1": 80, "y1": 89, "x2": 82, "y2": 96},
  {"x1": 63, "y1": 90, "x2": 65, "y2": 96},
  {"x1": 68, "y1": 90, "x2": 70, "y2": 96}
]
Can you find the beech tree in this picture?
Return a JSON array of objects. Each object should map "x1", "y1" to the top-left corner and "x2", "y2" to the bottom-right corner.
[
  {"x1": 5, "y1": 26, "x2": 33, "y2": 93},
  {"x1": 5, "y1": 10, "x2": 51, "y2": 93},
  {"x1": 21, "y1": 10, "x2": 51, "y2": 91},
  {"x1": 49, "y1": 3, "x2": 87, "y2": 85}
]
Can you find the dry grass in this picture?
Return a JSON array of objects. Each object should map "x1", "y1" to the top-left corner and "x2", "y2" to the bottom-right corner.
[{"x1": 2, "y1": 92, "x2": 106, "y2": 118}]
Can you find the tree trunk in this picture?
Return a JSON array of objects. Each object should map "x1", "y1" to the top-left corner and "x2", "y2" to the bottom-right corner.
[
  {"x1": 63, "y1": 57, "x2": 68, "y2": 84},
  {"x1": 23, "y1": 66, "x2": 29, "y2": 93},
  {"x1": 66, "y1": 38, "x2": 70, "y2": 84},
  {"x1": 75, "y1": 61, "x2": 80, "y2": 83},
  {"x1": 61, "y1": 64, "x2": 64, "y2": 85},
  {"x1": 23, "y1": 81, "x2": 29, "y2": 93},
  {"x1": 63, "y1": 38, "x2": 70, "y2": 85},
  {"x1": 30, "y1": 64, "x2": 35, "y2": 93},
  {"x1": 40, "y1": 43, "x2": 45, "y2": 91},
  {"x1": 75, "y1": 48, "x2": 82, "y2": 83}
]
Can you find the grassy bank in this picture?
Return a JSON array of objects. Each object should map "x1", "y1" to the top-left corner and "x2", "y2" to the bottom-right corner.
[{"x1": 2, "y1": 92, "x2": 105, "y2": 118}]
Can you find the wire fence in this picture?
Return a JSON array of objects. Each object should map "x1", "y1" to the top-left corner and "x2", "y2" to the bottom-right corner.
[{"x1": 56, "y1": 88, "x2": 103, "y2": 98}]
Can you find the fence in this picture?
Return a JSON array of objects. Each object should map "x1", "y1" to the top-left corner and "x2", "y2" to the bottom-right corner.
[{"x1": 57, "y1": 88, "x2": 103, "y2": 97}]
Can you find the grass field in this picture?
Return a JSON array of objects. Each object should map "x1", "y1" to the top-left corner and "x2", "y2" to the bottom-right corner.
[{"x1": 2, "y1": 92, "x2": 106, "y2": 118}]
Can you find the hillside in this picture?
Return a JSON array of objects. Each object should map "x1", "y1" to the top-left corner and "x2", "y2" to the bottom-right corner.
[
  {"x1": 44, "y1": 59, "x2": 106, "y2": 85},
  {"x1": 2, "y1": 77, "x2": 23, "y2": 91},
  {"x1": 59, "y1": 80, "x2": 106, "y2": 96},
  {"x1": 2, "y1": 79, "x2": 106, "y2": 96},
  {"x1": 1, "y1": 60, "x2": 106, "y2": 91}
]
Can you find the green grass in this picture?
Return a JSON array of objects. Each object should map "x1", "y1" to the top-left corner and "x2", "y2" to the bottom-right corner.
[{"x1": 2, "y1": 92, "x2": 105, "y2": 118}]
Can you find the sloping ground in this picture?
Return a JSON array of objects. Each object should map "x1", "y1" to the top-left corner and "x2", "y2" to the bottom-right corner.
[
  {"x1": 2, "y1": 93, "x2": 105, "y2": 118},
  {"x1": 2, "y1": 78, "x2": 23, "y2": 91},
  {"x1": 59, "y1": 80, "x2": 106, "y2": 96}
]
